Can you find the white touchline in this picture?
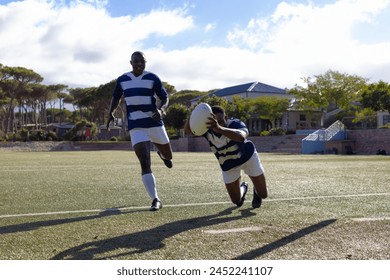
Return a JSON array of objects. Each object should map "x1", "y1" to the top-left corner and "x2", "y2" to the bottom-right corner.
[
  {"x1": 350, "y1": 217, "x2": 390, "y2": 222},
  {"x1": 0, "y1": 192, "x2": 389, "y2": 219},
  {"x1": 203, "y1": 227, "x2": 263, "y2": 234}
]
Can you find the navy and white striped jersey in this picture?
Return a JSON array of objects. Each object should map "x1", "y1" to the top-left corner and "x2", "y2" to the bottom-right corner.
[
  {"x1": 205, "y1": 118, "x2": 255, "y2": 171},
  {"x1": 113, "y1": 71, "x2": 168, "y2": 130}
]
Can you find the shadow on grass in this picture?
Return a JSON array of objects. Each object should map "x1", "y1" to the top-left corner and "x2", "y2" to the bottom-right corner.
[
  {"x1": 233, "y1": 219, "x2": 337, "y2": 260},
  {"x1": 0, "y1": 208, "x2": 141, "y2": 234},
  {"x1": 52, "y1": 207, "x2": 255, "y2": 260}
]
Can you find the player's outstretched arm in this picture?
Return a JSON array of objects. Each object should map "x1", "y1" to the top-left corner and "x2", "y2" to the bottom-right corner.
[{"x1": 106, "y1": 97, "x2": 120, "y2": 129}]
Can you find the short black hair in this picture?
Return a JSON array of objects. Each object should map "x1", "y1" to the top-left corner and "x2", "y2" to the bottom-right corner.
[
  {"x1": 131, "y1": 51, "x2": 145, "y2": 60},
  {"x1": 211, "y1": 105, "x2": 225, "y2": 115}
]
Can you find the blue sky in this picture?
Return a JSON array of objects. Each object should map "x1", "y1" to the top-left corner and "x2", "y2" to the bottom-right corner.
[{"x1": 1, "y1": 0, "x2": 390, "y2": 91}]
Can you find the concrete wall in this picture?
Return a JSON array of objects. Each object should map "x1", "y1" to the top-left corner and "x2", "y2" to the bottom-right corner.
[
  {"x1": 172, "y1": 130, "x2": 390, "y2": 154},
  {"x1": 5, "y1": 129, "x2": 386, "y2": 155},
  {"x1": 171, "y1": 134, "x2": 305, "y2": 153},
  {"x1": 347, "y1": 129, "x2": 390, "y2": 154}
]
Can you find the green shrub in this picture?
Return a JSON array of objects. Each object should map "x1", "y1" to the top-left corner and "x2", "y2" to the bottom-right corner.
[
  {"x1": 260, "y1": 127, "x2": 286, "y2": 136},
  {"x1": 46, "y1": 131, "x2": 58, "y2": 141},
  {"x1": 378, "y1": 123, "x2": 390, "y2": 129},
  {"x1": 269, "y1": 127, "x2": 285, "y2": 136},
  {"x1": 20, "y1": 129, "x2": 29, "y2": 141},
  {"x1": 29, "y1": 130, "x2": 45, "y2": 141},
  {"x1": 64, "y1": 120, "x2": 97, "y2": 141},
  {"x1": 260, "y1": 130, "x2": 270, "y2": 136},
  {"x1": 166, "y1": 126, "x2": 177, "y2": 138}
]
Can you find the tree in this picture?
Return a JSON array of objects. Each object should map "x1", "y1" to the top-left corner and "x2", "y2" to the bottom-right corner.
[
  {"x1": 353, "y1": 108, "x2": 377, "y2": 129},
  {"x1": 28, "y1": 84, "x2": 47, "y2": 128},
  {"x1": 197, "y1": 95, "x2": 229, "y2": 109},
  {"x1": 64, "y1": 119, "x2": 97, "y2": 141},
  {"x1": 382, "y1": 94, "x2": 390, "y2": 113},
  {"x1": 226, "y1": 96, "x2": 252, "y2": 122},
  {"x1": 68, "y1": 87, "x2": 93, "y2": 119},
  {"x1": 169, "y1": 90, "x2": 208, "y2": 106},
  {"x1": 0, "y1": 66, "x2": 43, "y2": 134},
  {"x1": 164, "y1": 104, "x2": 189, "y2": 136},
  {"x1": 92, "y1": 80, "x2": 116, "y2": 124},
  {"x1": 47, "y1": 84, "x2": 68, "y2": 124},
  {"x1": 290, "y1": 70, "x2": 367, "y2": 125},
  {"x1": 0, "y1": 71, "x2": 10, "y2": 133},
  {"x1": 360, "y1": 81, "x2": 390, "y2": 113},
  {"x1": 46, "y1": 108, "x2": 71, "y2": 123},
  {"x1": 250, "y1": 97, "x2": 290, "y2": 129},
  {"x1": 68, "y1": 84, "x2": 115, "y2": 124},
  {"x1": 163, "y1": 81, "x2": 176, "y2": 95}
]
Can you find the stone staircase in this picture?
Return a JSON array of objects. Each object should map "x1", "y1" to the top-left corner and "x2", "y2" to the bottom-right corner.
[{"x1": 250, "y1": 135, "x2": 305, "y2": 153}]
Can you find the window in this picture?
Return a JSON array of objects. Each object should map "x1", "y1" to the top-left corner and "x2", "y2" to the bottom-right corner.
[{"x1": 383, "y1": 114, "x2": 390, "y2": 125}]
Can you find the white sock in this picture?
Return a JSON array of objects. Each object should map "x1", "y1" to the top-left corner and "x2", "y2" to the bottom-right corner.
[
  {"x1": 240, "y1": 184, "x2": 246, "y2": 199},
  {"x1": 142, "y1": 173, "x2": 159, "y2": 200}
]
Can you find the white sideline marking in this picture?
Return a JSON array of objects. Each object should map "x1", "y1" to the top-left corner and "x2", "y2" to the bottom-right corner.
[
  {"x1": 0, "y1": 192, "x2": 389, "y2": 219},
  {"x1": 203, "y1": 226, "x2": 263, "y2": 234},
  {"x1": 351, "y1": 217, "x2": 390, "y2": 222}
]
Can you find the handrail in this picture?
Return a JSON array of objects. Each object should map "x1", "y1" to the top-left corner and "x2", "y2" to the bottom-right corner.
[
  {"x1": 303, "y1": 121, "x2": 345, "y2": 141},
  {"x1": 325, "y1": 120, "x2": 344, "y2": 141}
]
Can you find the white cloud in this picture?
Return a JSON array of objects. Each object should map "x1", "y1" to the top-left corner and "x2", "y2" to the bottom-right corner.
[
  {"x1": 205, "y1": 23, "x2": 215, "y2": 32},
  {"x1": 0, "y1": 0, "x2": 193, "y2": 87},
  {"x1": 154, "y1": 0, "x2": 390, "y2": 91},
  {"x1": 147, "y1": 46, "x2": 285, "y2": 91},
  {"x1": 1, "y1": 0, "x2": 390, "y2": 92},
  {"x1": 131, "y1": 0, "x2": 390, "y2": 91},
  {"x1": 224, "y1": 0, "x2": 390, "y2": 87}
]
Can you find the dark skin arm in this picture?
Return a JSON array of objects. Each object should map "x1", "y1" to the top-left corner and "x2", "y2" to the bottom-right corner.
[
  {"x1": 106, "y1": 97, "x2": 120, "y2": 129},
  {"x1": 184, "y1": 113, "x2": 247, "y2": 142},
  {"x1": 151, "y1": 97, "x2": 168, "y2": 122},
  {"x1": 206, "y1": 114, "x2": 247, "y2": 142},
  {"x1": 106, "y1": 96, "x2": 169, "y2": 128}
]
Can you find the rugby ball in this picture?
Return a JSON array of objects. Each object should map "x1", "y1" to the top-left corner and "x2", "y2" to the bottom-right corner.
[{"x1": 189, "y1": 103, "x2": 212, "y2": 136}]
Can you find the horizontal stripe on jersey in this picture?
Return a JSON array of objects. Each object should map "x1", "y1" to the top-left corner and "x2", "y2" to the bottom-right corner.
[
  {"x1": 120, "y1": 79, "x2": 154, "y2": 91},
  {"x1": 205, "y1": 118, "x2": 255, "y2": 171},
  {"x1": 113, "y1": 71, "x2": 168, "y2": 130},
  {"x1": 124, "y1": 96, "x2": 152, "y2": 106}
]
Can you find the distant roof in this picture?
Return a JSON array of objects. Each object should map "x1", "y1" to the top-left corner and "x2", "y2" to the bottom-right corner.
[{"x1": 211, "y1": 81, "x2": 287, "y2": 97}]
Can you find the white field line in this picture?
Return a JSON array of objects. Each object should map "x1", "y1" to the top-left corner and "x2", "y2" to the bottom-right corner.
[
  {"x1": 203, "y1": 226, "x2": 263, "y2": 234},
  {"x1": 0, "y1": 192, "x2": 389, "y2": 219},
  {"x1": 350, "y1": 217, "x2": 390, "y2": 222}
]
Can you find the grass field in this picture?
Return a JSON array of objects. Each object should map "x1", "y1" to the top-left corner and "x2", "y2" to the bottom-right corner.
[{"x1": 0, "y1": 151, "x2": 389, "y2": 260}]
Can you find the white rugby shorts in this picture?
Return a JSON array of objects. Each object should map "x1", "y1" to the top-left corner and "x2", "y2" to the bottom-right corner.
[
  {"x1": 130, "y1": 126, "x2": 169, "y2": 146},
  {"x1": 222, "y1": 152, "x2": 264, "y2": 184}
]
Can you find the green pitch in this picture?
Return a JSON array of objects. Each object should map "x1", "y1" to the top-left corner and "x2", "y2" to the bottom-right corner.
[{"x1": 0, "y1": 151, "x2": 389, "y2": 259}]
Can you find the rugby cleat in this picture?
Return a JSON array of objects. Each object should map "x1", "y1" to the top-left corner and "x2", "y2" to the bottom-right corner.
[
  {"x1": 150, "y1": 198, "x2": 162, "y2": 211},
  {"x1": 252, "y1": 189, "x2": 262, "y2": 208},
  {"x1": 157, "y1": 151, "x2": 173, "y2": 168}
]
